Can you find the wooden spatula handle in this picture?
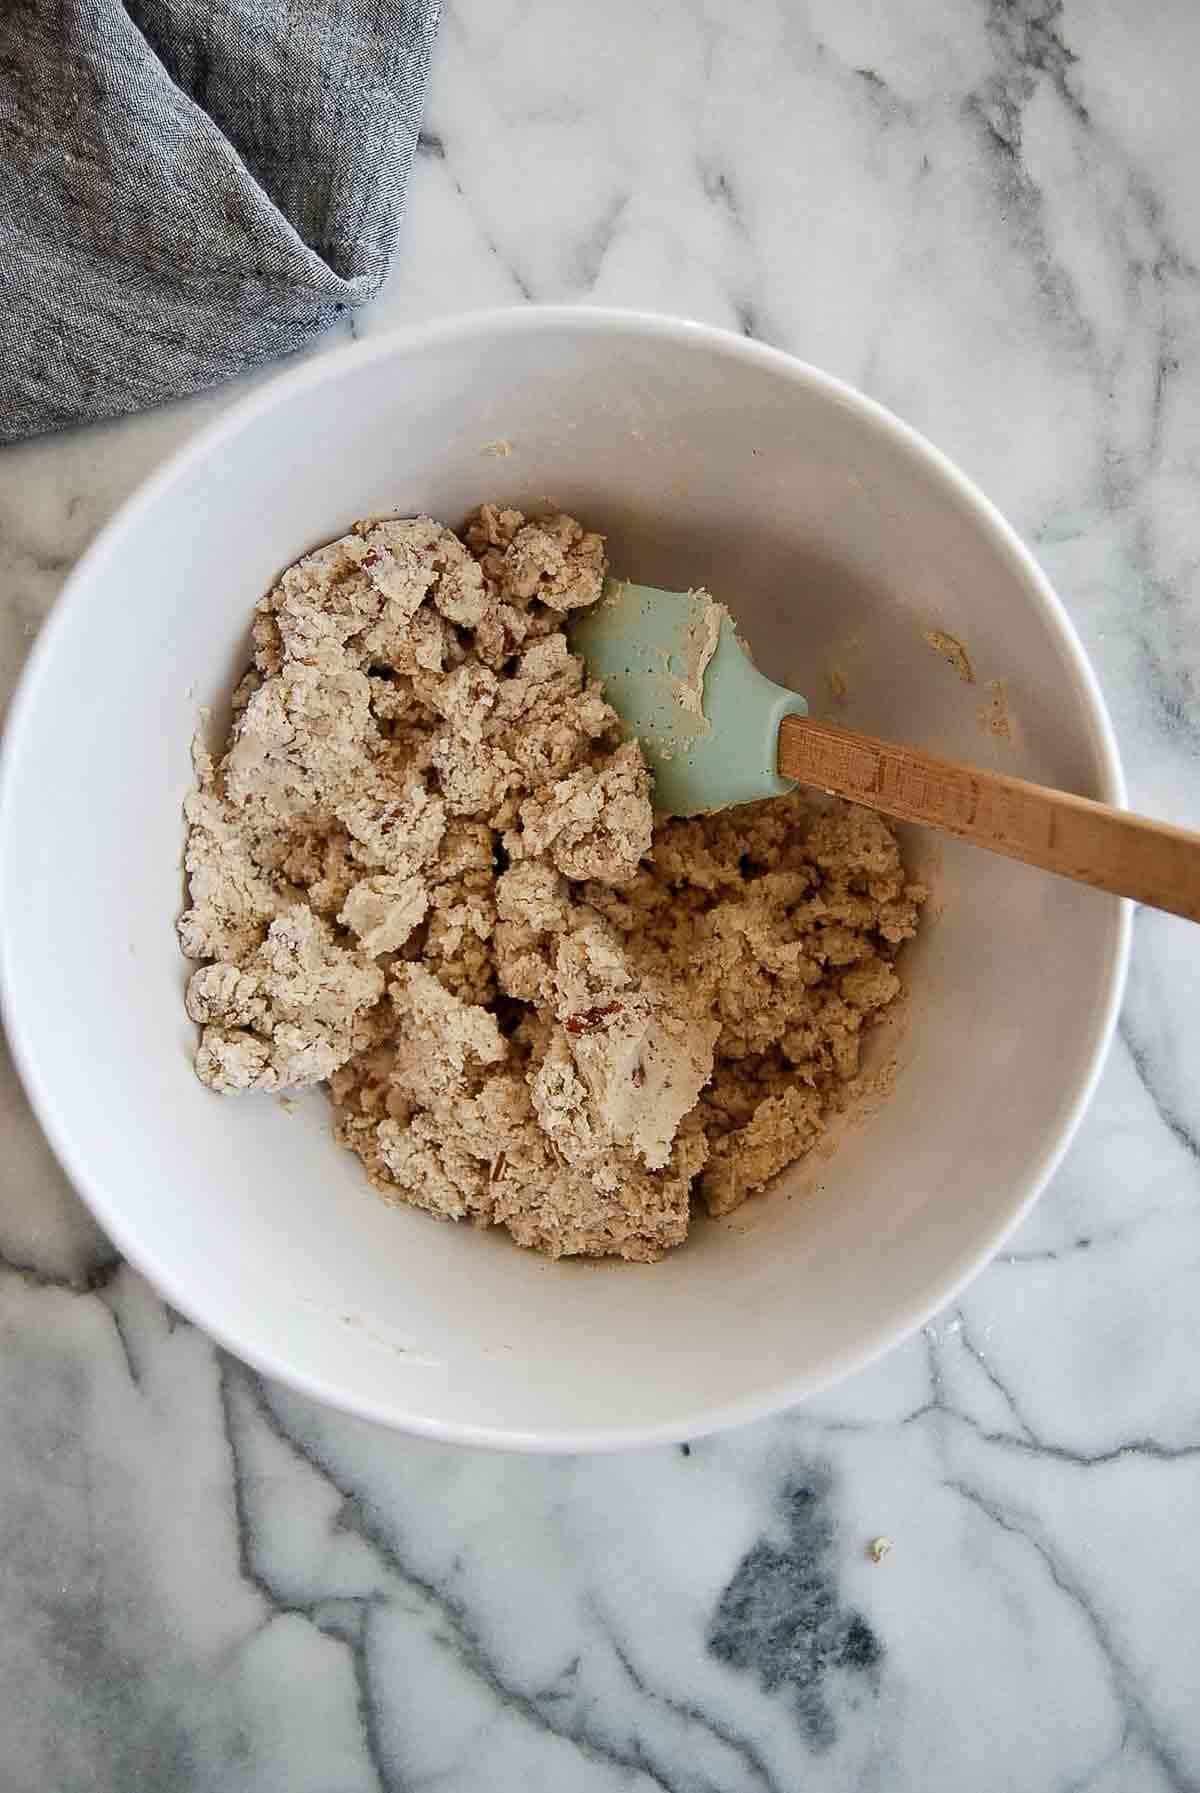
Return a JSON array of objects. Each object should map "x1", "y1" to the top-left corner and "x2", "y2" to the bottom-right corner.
[{"x1": 778, "y1": 714, "x2": 1200, "y2": 922}]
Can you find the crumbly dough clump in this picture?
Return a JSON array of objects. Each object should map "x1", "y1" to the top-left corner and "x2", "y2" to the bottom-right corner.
[{"x1": 181, "y1": 507, "x2": 924, "y2": 1261}]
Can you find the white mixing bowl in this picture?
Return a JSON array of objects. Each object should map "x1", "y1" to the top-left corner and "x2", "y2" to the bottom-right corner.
[{"x1": 0, "y1": 309, "x2": 1128, "y2": 1449}]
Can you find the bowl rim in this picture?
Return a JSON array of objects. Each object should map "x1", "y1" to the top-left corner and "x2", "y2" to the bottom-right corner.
[{"x1": 0, "y1": 304, "x2": 1132, "y2": 1451}]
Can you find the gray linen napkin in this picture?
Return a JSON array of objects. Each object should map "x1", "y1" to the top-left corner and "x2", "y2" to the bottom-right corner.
[{"x1": 0, "y1": 0, "x2": 440, "y2": 443}]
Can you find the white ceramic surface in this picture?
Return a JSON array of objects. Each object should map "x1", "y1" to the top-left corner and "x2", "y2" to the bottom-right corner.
[{"x1": 0, "y1": 308, "x2": 1128, "y2": 1449}]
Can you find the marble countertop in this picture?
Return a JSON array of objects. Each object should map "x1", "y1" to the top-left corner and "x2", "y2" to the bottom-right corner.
[{"x1": 3, "y1": 2, "x2": 1200, "y2": 1787}]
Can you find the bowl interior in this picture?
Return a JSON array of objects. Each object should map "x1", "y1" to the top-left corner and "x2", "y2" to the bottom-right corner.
[{"x1": 0, "y1": 312, "x2": 1125, "y2": 1447}]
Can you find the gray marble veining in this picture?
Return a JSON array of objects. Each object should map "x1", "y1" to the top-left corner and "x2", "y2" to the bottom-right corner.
[{"x1": 3, "y1": 2, "x2": 1199, "y2": 1787}]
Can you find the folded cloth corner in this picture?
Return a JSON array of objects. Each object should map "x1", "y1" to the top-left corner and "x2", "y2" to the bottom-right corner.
[{"x1": 0, "y1": 0, "x2": 441, "y2": 443}]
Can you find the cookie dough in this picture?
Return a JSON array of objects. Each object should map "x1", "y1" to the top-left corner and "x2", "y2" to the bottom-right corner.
[{"x1": 180, "y1": 506, "x2": 925, "y2": 1261}]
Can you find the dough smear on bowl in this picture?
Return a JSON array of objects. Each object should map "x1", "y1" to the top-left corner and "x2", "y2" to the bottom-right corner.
[{"x1": 179, "y1": 506, "x2": 926, "y2": 1261}]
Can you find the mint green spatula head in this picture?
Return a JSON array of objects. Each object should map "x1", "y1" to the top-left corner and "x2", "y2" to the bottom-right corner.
[{"x1": 568, "y1": 579, "x2": 809, "y2": 817}]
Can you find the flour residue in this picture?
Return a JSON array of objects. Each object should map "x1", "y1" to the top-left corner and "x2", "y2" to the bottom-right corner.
[
  {"x1": 924, "y1": 629, "x2": 975, "y2": 684},
  {"x1": 980, "y1": 677, "x2": 1012, "y2": 740}
]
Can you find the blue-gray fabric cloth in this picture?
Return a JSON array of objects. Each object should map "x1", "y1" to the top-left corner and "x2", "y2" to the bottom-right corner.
[{"x1": 0, "y1": 0, "x2": 440, "y2": 442}]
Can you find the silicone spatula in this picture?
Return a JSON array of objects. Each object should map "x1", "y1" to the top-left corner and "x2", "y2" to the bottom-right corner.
[{"x1": 567, "y1": 579, "x2": 1200, "y2": 924}]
